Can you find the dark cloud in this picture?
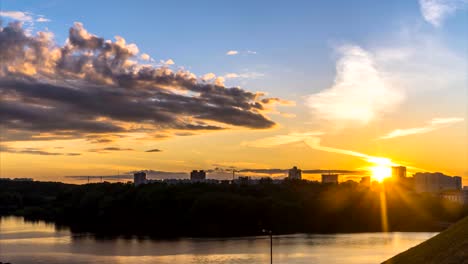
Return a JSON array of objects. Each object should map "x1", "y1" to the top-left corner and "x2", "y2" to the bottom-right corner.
[
  {"x1": 0, "y1": 22, "x2": 286, "y2": 142},
  {"x1": 0, "y1": 145, "x2": 81, "y2": 156},
  {"x1": 88, "y1": 147, "x2": 133, "y2": 153},
  {"x1": 146, "y1": 149, "x2": 162, "y2": 152}
]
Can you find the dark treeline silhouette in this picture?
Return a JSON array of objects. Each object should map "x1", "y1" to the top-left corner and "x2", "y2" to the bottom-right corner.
[{"x1": 1, "y1": 180, "x2": 467, "y2": 237}]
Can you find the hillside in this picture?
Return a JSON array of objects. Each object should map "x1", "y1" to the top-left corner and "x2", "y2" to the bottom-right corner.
[{"x1": 383, "y1": 216, "x2": 468, "y2": 264}]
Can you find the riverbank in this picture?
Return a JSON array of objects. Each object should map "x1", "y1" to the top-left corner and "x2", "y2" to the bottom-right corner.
[{"x1": 382, "y1": 216, "x2": 468, "y2": 264}]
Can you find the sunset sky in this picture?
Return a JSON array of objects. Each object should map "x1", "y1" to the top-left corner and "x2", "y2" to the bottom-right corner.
[{"x1": 0, "y1": 0, "x2": 466, "y2": 184}]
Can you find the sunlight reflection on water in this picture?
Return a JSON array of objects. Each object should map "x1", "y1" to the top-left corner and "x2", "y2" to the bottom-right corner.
[{"x1": 0, "y1": 216, "x2": 437, "y2": 264}]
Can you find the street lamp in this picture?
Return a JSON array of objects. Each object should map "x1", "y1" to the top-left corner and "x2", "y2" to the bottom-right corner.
[{"x1": 262, "y1": 229, "x2": 273, "y2": 264}]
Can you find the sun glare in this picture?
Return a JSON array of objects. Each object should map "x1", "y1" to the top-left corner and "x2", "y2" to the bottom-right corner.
[
  {"x1": 367, "y1": 157, "x2": 393, "y2": 182},
  {"x1": 370, "y1": 165, "x2": 392, "y2": 182}
]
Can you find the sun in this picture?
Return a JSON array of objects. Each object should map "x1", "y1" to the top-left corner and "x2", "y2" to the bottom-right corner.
[
  {"x1": 367, "y1": 157, "x2": 393, "y2": 182},
  {"x1": 370, "y1": 165, "x2": 392, "y2": 182}
]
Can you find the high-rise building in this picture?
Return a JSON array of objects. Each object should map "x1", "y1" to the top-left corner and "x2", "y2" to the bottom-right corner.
[
  {"x1": 360, "y1": 176, "x2": 371, "y2": 187},
  {"x1": 288, "y1": 166, "x2": 302, "y2": 180},
  {"x1": 413, "y1": 172, "x2": 462, "y2": 193},
  {"x1": 392, "y1": 166, "x2": 407, "y2": 179},
  {"x1": 134, "y1": 172, "x2": 147, "y2": 186},
  {"x1": 190, "y1": 170, "x2": 206, "y2": 181},
  {"x1": 322, "y1": 174, "x2": 339, "y2": 184}
]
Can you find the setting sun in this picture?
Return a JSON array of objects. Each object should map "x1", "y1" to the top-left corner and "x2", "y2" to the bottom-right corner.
[
  {"x1": 367, "y1": 157, "x2": 393, "y2": 182},
  {"x1": 370, "y1": 165, "x2": 392, "y2": 182}
]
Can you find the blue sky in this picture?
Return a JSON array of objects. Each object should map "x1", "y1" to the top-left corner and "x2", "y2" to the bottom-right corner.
[
  {"x1": 4, "y1": 0, "x2": 465, "y2": 99},
  {"x1": 0, "y1": 0, "x2": 467, "y2": 182}
]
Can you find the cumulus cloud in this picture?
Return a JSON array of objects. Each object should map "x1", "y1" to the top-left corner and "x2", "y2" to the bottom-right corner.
[
  {"x1": 307, "y1": 36, "x2": 465, "y2": 129},
  {"x1": 307, "y1": 45, "x2": 404, "y2": 126},
  {"x1": 164, "y1": 59, "x2": 175, "y2": 65},
  {"x1": 0, "y1": 22, "x2": 283, "y2": 142},
  {"x1": 201, "y1": 72, "x2": 216, "y2": 81},
  {"x1": 140, "y1": 53, "x2": 151, "y2": 61},
  {"x1": 226, "y1": 50, "x2": 239, "y2": 55},
  {"x1": 419, "y1": 0, "x2": 467, "y2": 27},
  {"x1": 379, "y1": 117, "x2": 464, "y2": 139}
]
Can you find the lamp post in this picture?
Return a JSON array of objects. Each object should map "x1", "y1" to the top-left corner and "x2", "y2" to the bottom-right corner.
[{"x1": 263, "y1": 229, "x2": 273, "y2": 264}]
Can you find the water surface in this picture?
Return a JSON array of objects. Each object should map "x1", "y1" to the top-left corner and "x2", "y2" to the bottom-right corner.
[{"x1": 0, "y1": 216, "x2": 436, "y2": 264}]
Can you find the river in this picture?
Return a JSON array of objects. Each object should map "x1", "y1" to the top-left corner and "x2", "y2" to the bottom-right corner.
[{"x1": 0, "y1": 216, "x2": 436, "y2": 264}]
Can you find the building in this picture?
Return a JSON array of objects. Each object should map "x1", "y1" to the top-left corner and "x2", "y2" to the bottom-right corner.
[
  {"x1": 190, "y1": 170, "x2": 206, "y2": 181},
  {"x1": 133, "y1": 172, "x2": 147, "y2": 186},
  {"x1": 322, "y1": 173, "x2": 339, "y2": 184},
  {"x1": 440, "y1": 190, "x2": 468, "y2": 205},
  {"x1": 392, "y1": 166, "x2": 407, "y2": 180},
  {"x1": 360, "y1": 176, "x2": 371, "y2": 187},
  {"x1": 413, "y1": 172, "x2": 462, "y2": 193},
  {"x1": 236, "y1": 176, "x2": 250, "y2": 184},
  {"x1": 288, "y1": 166, "x2": 302, "y2": 180}
]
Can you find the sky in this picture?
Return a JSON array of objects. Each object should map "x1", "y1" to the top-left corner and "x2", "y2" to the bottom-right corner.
[{"x1": 0, "y1": 0, "x2": 467, "y2": 184}]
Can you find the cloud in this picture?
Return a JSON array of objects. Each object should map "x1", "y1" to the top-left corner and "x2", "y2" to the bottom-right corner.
[
  {"x1": 226, "y1": 50, "x2": 257, "y2": 56},
  {"x1": 307, "y1": 35, "x2": 464, "y2": 129},
  {"x1": 307, "y1": 45, "x2": 404, "y2": 126},
  {"x1": 243, "y1": 132, "x2": 323, "y2": 148},
  {"x1": 146, "y1": 148, "x2": 162, "y2": 152},
  {"x1": 201, "y1": 72, "x2": 216, "y2": 81},
  {"x1": 0, "y1": 145, "x2": 80, "y2": 156},
  {"x1": 224, "y1": 72, "x2": 265, "y2": 79},
  {"x1": 418, "y1": 0, "x2": 467, "y2": 27},
  {"x1": 379, "y1": 117, "x2": 464, "y2": 139},
  {"x1": 226, "y1": 50, "x2": 239, "y2": 55},
  {"x1": 224, "y1": 73, "x2": 239, "y2": 79},
  {"x1": 140, "y1": 53, "x2": 151, "y2": 61},
  {"x1": 0, "y1": 22, "x2": 283, "y2": 142},
  {"x1": 36, "y1": 17, "x2": 50, "y2": 23},
  {"x1": 0, "y1": 11, "x2": 33, "y2": 22},
  {"x1": 245, "y1": 132, "x2": 410, "y2": 169},
  {"x1": 88, "y1": 147, "x2": 133, "y2": 153},
  {"x1": 0, "y1": 11, "x2": 50, "y2": 24},
  {"x1": 164, "y1": 59, "x2": 175, "y2": 65}
]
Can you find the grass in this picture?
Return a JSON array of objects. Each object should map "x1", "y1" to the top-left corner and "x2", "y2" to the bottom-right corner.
[{"x1": 382, "y1": 216, "x2": 468, "y2": 264}]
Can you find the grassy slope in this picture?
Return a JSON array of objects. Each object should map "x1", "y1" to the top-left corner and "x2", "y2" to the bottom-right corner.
[{"x1": 383, "y1": 216, "x2": 468, "y2": 264}]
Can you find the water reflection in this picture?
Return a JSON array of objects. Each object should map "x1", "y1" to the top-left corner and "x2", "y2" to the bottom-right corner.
[{"x1": 0, "y1": 217, "x2": 436, "y2": 264}]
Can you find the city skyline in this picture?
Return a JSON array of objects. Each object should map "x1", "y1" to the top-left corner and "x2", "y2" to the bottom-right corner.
[{"x1": 0, "y1": 0, "x2": 467, "y2": 184}]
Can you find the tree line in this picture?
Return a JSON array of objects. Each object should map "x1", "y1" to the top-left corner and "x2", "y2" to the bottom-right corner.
[{"x1": 1, "y1": 179, "x2": 466, "y2": 237}]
